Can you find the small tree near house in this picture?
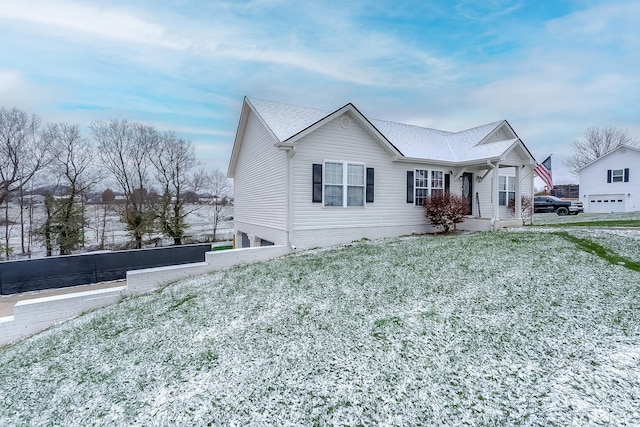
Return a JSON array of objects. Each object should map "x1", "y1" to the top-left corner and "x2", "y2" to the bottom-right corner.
[
  {"x1": 509, "y1": 195, "x2": 534, "y2": 226},
  {"x1": 423, "y1": 193, "x2": 468, "y2": 233},
  {"x1": 192, "y1": 168, "x2": 231, "y2": 242}
]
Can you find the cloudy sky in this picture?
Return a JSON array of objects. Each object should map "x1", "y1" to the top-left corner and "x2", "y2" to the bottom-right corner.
[{"x1": 1, "y1": 0, "x2": 638, "y2": 185}]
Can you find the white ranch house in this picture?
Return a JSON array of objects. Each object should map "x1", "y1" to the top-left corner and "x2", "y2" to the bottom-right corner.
[
  {"x1": 578, "y1": 145, "x2": 640, "y2": 213},
  {"x1": 228, "y1": 97, "x2": 537, "y2": 250}
]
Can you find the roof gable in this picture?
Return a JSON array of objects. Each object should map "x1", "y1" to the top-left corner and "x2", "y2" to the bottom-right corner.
[
  {"x1": 248, "y1": 97, "x2": 402, "y2": 155},
  {"x1": 478, "y1": 121, "x2": 517, "y2": 144},
  {"x1": 577, "y1": 144, "x2": 640, "y2": 172}
]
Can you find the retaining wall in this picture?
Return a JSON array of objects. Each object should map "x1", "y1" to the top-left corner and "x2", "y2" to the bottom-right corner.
[
  {"x1": 0, "y1": 245, "x2": 292, "y2": 346},
  {"x1": 0, "y1": 244, "x2": 212, "y2": 295}
]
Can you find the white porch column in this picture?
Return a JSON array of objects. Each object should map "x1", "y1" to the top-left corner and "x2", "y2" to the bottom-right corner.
[
  {"x1": 492, "y1": 163, "x2": 500, "y2": 227},
  {"x1": 515, "y1": 166, "x2": 522, "y2": 221}
]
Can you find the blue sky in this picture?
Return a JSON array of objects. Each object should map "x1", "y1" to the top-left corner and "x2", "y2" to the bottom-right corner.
[{"x1": 1, "y1": 0, "x2": 638, "y2": 186}]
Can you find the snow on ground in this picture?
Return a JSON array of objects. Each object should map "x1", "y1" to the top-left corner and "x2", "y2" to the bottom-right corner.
[
  {"x1": 532, "y1": 211, "x2": 640, "y2": 226},
  {"x1": 0, "y1": 230, "x2": 639, "y2": 425},
  {"x1": 528, "y1": 212, "x2": 640, "y2": 262},
  {"x1": 1, "y1": 203, "x2": 234, "y2": 260}
]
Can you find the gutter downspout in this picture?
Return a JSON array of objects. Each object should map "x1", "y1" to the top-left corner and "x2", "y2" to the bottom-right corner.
[
  {"x1": 279, "y1": 145, "x2": 297, "y2": 250},
  {"x1": 515, "y1": 165, "x2": 522, "y2": 224}
]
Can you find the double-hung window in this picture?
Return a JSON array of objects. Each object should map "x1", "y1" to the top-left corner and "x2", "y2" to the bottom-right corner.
[
  {"x1": 414, "y1": 169, "x2": 444, "y2": 206},
  {"x1": 324, "y1": 162, "x2": 344, "y2": 206},
  {"x1": 323, "y1": 161, "x2": 365, "y2": 207},
  {"x1": 347, "y1": 163, "x2": 365, "y2": 206},
  {"x1": 431, "y1": 171, "x2": 444, "y2": 196},
  {"x1": 499, "y1": 176, "x2": 515, "y2": 206},
  {"x1": 612, "y1": 169, "x2": 624, "y2": 182},
  {"x1": 607, "y1": 168, "x2": 629, "y2": 183}
]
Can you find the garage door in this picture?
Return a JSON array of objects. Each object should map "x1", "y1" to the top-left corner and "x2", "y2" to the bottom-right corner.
[{"x1": 587, "y1": 194, "x2": 625, "y2": 213}]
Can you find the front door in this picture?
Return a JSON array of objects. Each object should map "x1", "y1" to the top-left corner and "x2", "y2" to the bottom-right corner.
[{"x1": 462, "y1": 173, "x2": 473, "y2": 215}]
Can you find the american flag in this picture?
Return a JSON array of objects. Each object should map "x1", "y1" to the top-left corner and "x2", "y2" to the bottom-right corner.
[{"x1": 535, "y1": 155, "x2": 553, "y2": 191}]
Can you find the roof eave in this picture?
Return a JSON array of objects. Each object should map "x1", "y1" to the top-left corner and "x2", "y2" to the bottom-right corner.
[
  {"x1": 227, "y1": 97, "x2": 251, "y2": 178},
  {"x1": 392, "y1": 156, "x2": 456, "y2": 166},
  {"x1": 576, "y1": 144, "x2": 640, "y2": 172},
  {"x1": 228, "y1": 97, "x2": 282, "y2": 178}
]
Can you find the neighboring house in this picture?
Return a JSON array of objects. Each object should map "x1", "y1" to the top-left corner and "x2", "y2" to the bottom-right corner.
[
  {"x1": 578, "y1": 145, "x2": 640, "y2": 213},
  {"x1": 228, "y1": 97, "x2": 537, "y2": 250}
]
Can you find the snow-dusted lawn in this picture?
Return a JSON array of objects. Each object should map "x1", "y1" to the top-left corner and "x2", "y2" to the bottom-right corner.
[
  {"x1": 1, "y1": 231, "x2": 639, "y2": 425},
  {"x1": 533, "y1": 210, "x2": 640, "y2": 226}
]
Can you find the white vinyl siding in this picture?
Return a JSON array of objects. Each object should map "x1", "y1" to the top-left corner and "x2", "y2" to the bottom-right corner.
[
  {"x1": 233, "y1": 110, "x2": 287, "y2": 234},
  {"x1": 290, "y1": 113, "x2": 434, "y2": 247}
]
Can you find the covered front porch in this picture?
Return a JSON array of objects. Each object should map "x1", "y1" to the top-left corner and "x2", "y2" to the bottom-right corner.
[{"x1": 450, "y1": 156, "x2": 535, "y2": 231}]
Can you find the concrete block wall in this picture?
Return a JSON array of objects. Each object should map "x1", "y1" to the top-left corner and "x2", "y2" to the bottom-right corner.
[
  {"x1": 204, "y1": 245, "x2": 292, "y2": 270},
  {"x1": 0, "y1": 286, "x2": 126, "y2": 346},
  {"x1": 1, "y1": 245, "x2": 292, "y2": 347},
  {"x1": 126, "y1": 262, "x2": 210, "y2": 294}
]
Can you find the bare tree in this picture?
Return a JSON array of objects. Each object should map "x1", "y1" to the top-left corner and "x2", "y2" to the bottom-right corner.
[
  {"x1": 42, "y1": 123, "x2": 98, "y2": 255},
  {"x1": 194, "y1": 168, "x2": 232, "y2": 242},
  {"x1": 0, "y1": 107, "x2": 50, "y2": 205},
  {"x1": 565, "y1": 126, "x2": 637, "y2": 176},
  {"x1": 150, "y1": 133, "x2": 198, "y2": 245},
  {"x1": 91, "y1": 120, "x2": 158, "y2": 249},
  {"x1": 41, "y1": 194, "x2": 54, "y2": 257},
  {"x1": 0, "y1": 107, "x2": 50, "y2": 258}
]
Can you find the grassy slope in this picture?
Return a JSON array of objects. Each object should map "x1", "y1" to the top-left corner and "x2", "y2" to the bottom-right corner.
[{"x1": 1, "y1": 232, "x2": 639, "y2": 425}]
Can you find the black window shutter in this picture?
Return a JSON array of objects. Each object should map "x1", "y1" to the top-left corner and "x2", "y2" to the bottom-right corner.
[
  {"x1": 607, "y1": 169, "x2": 612, "y2": 183},
  {"x1": 366, "y1": 168, "x2": 374, "y2": 203},
  {"x1": 312, "y1": 164, "x2": 322, "y2": 203},
  {"x1": 445, "y1": 173, "x2": 450, "y2": 193},
  {"x1": 624, "y1": 168, "x2": 630, "y2": 182},
  {"x1": 406, "y1": 171, "x2": 414, "y2": 203}
]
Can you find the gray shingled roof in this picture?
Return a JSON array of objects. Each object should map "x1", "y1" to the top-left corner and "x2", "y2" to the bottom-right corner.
[{"x1": 247, "y1": 97, "x2": 519, "y2": 163}]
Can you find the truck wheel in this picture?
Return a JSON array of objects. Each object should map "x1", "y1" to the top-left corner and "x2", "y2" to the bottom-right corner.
[{"x1": 556, "y1": 207, "x2": 569, "y2": 216}]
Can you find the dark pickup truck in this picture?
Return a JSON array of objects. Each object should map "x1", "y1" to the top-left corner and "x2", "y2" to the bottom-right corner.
[{"x1": 534, "y1": 196, "x2": 584, "y2": 216}]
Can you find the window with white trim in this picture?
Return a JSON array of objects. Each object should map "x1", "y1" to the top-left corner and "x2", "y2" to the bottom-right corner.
[
  {"x1": 415, "y1": 169, "x2": 444, "y2": 206},
  {"x1": 347, "y1": 163, "x2": 365, "y2": 206},
  {"x1": 324, "y1": 161, "x2": 365, "y2": 207},
  {"x1": 612, "y1": 169, "x2": 624, "y2": 182},
  {"x1": 499, "y1": 175, "x2": 515, "y2": 206},
  {"x1": 431, "y1": 171, "x2": 444, "y2": 196}
]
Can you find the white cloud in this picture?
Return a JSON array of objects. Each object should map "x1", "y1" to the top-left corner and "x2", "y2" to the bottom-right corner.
[
  {"x1": 454, "y1": 0, "x2": 524, "y2": 21},
  {"x1": 0, "y1": 0, "x2": 187, "y2": 49}
]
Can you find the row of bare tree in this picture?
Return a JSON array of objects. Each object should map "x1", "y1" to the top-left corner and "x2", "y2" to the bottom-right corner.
[{"x1": 0, "y1": 106, "x2": 231, "y2": 259}]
